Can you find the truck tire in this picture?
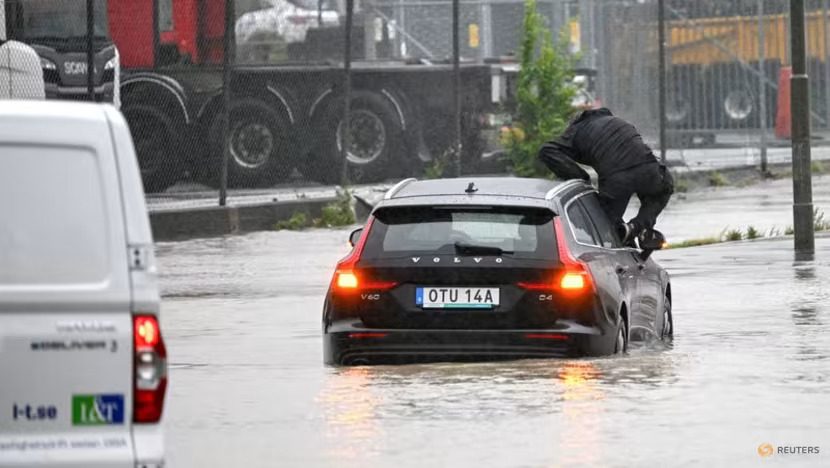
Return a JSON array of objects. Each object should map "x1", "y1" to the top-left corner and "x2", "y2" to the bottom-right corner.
[
  {"x1": 122, "y1": 103, "x2": 181, "y2": 193},
  {"x1": 209, "y1": 97, "x2": 292, "y2": 188},
  {"x1": 307, "y1": 90, "x2": 404, "y2": 184}
]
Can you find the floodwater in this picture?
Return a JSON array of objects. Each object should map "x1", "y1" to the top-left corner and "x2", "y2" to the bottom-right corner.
[{"x1": 155, "y1": 182, "x2": 830, "y2": 467}]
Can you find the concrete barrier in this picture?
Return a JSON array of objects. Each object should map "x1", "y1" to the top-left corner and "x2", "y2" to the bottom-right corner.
[{"x1": 150, "y1": 196, "x2": 339, "y2": 242}]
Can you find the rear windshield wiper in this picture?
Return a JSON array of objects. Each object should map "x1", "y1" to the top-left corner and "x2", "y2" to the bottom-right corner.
[{"x1": 454, "y1": 242, "x2": 513, "y2": 256}]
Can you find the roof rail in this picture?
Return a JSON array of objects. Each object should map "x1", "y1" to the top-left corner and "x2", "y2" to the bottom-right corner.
[
  {"x1": 545, "y1": 180, "x2": 584, "y2": 200},
  {"x1": 384, "y1": 178, "x2": 417, "y2": 200}
]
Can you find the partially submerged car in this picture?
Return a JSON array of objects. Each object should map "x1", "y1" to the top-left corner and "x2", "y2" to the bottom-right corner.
[{"x1": 323, "y1": 177, "x2": 672, "y2": 365}]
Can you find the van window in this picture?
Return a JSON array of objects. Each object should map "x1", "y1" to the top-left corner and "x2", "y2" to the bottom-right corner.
[
  {"x1": 363, "y1": 206, "x2": 557, "y2": 260},
  {"x1": 0, "y1": 145, "x2": 112, "y2": 285}
]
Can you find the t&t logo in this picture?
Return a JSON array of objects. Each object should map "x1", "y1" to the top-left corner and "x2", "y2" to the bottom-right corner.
[{"x1": 72, "y1": 394, "x2": 125, "y2": 426}]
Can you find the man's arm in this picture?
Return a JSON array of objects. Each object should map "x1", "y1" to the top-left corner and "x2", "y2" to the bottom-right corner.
[{"x1": 537, "y1": 140, "x2": 590, "y2": 181}]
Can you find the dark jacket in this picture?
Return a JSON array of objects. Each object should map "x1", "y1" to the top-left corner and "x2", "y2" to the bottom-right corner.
[{"x1": 538, "y1": 108, "x2": 657, "y2": 181}]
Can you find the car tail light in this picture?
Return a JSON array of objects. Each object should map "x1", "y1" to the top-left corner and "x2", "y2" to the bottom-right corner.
[
  {"x1": 133, "y1": 314, "x2": 167, "y2": 423},
  {"x1": 331, "y1": 217, "x2": 399, "y2": 294},
  {"x1": 518, "y1": 217, "x2": 593, "y2": 294}
]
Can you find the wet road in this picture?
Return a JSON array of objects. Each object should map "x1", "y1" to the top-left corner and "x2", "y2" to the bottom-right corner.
[{"x1": 156, "y1": 183, "x2": 830, "y2": 467}]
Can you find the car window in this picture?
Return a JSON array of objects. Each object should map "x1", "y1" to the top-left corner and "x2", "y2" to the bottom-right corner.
[
  {"x1": 566, "y1": 202, "x2": 600, "y2": 246},
  {"x1": 579, "y1": 193, "x2": 621, "y2": 248},
  {"x1": 363, "y1": 206, "x2": 557, "y2": 260}
]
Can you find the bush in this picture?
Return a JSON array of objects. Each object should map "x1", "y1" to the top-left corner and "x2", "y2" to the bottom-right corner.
[
  {"x1": 745, "y1": 226, "x2": 761, "y2": 240},
  {"x1": 314, "y1": 190, "x2": 356, "y2": 228},
  {"x1": 275, "y1": 212, "x2": 308, "y2": 231},
  {"x1": 505, "y1": 0, "x2": 577, "y2": 178},
  {"x1": 724, "y1": 228, "x2": 743, "y2": 241},
  {"x1": 708, "y1": 171, "x2": 728, "y2": 187}
]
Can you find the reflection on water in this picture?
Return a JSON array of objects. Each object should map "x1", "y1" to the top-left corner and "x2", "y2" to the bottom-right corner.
[
  {"x1": 317, "y1": 358, "x2": 687, "y2": 467},
  {"x1": 317, "y1": 367, "x2": 383, "y2": 461},
  {"x1": 556, "y1": 362, "x2": 604, "y2": 468}
]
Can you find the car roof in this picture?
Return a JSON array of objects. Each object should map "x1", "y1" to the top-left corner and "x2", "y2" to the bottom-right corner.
[
  {"x1": 0, "y1": 100, "x2": 110, "y2": 124},
  {"x1": 375, "y1": 177, "x2": 586, "y2": 211}
]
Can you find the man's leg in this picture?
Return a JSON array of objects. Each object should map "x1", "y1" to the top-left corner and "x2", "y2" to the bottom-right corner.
[
  {"x1": 598, "y1": 175, "x2": 635, "y2": 234},
  {"x1": 631, "y1": 164, "x2": 674, "y2": 232}
]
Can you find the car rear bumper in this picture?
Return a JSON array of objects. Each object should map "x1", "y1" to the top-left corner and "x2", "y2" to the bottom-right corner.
[{"x1": 324, "y1": 319, "x2": 614, "y2": 365}]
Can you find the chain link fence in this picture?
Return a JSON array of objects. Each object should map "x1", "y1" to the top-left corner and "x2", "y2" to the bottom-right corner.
[
  {"x1": 3, "y1": 0, "x2": 579, "y2": 209},
  {"x1": 14, "y1": 0, "x2": 824, "y2": 205},
  {"x1": 588, "y1": 0, "x2": 830, "y2": 155}
]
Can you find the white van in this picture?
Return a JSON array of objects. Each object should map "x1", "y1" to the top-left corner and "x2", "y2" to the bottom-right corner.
[{"x1": 0, "y1": 101, "x2": 166, "y2": 468}]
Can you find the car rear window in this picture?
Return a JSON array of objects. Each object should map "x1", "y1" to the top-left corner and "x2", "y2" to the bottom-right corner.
[
  {"x1": 363, "y1": 206, "x2": 557, "y2": 260},
  {"x1": 0, "y1": 145, "x2": 112, "y2": 286}
]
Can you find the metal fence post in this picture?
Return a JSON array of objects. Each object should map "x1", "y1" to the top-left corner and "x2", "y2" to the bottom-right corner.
[
  {"x1": 86, "y1": 0, "x2": 95, "y2": 101},
  {"x1": 758, "y1": 0, "x2": 768, "y2": 172},
  {"x1": 790, "y1": 0, "x2": 815, "y2": 255},
  {"x1": 342, "y1": 0, "x2": 355, "y2": 186},
  {"x1": 657, "y1": 0, "x2": 667, "y2": 162},
  {"x1": 453, "y1": 0, "x2": 462, "y2": 177},
  {"x1": 220, "y1": 0, "x2": 236, "y2": 206}
]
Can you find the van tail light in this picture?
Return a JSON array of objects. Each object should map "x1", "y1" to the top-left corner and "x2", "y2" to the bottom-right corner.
[
  {"x1": 133, "y1": 314, "x2": 167, "y2": 423},
  {"x1": 517, "y1": 217, "x2": 593, "y2": 294},
  {"x1": 330, "y1": 217, "x2": 398, "y2": 294}
]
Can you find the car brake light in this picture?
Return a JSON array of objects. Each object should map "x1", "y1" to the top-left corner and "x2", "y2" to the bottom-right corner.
[
  {"x1": 133, "y1": 314, "x2": 167, "y2": 423},
  {"x1": 560, "y1": 272, "x2": 585, "y2": 290},
  {"x1": 554, "y1": 217, "x2": 592, "y2": 293},
  {"x1": 517, "y1": 218, "x2": 593, "y2": 294},
  {"x1": 331, "y1": 217, "x2": 399, "y2": 293},
  {"x1": 336, "y1": 272, "x2": 359, "y2": 289}
]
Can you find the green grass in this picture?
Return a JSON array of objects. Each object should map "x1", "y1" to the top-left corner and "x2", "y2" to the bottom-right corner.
[
  {"x1": 811, "y1": 160, "x2": 826, "y2": 174},
  {"x1": 673, "y1": 178, "x2": 689, "y2": 193},
  {"x1": 669, "y1": 210, "x2": 829, "y2": 249},
  {"x1": 708, "y1": 171, "x2": 728, "y2": 187},
  {"x1": 666, "y1": 237, "x2": 721, "y2": 249}
]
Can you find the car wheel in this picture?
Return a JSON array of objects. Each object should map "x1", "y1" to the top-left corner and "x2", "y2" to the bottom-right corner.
[
  {"x1": 661, "y1": 295, "x2": 674, "y2": 340},
  {"x1": 122, "y1": 103, "x2": 181, "y2": 193},
  {"x1": 209, "y1": 97, "x2": 292, "y2": 188},
  {"x1": 614, "y1": 317, "x2": 628, "y2": 354},
  {"x1": 306, "y1": 90, "x2": 404, "y2": 184}
]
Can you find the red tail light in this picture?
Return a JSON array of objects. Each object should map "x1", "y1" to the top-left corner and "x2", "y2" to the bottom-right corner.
[
  {"x1": 518, "y1": 217, "x2": 593, "y2": 294},
  {"x1": 133, "y1": 314, "x2": 167, "y2": 423},
  {"x1": 331, "y1": 217, "x2": 399, "y2": 293}
]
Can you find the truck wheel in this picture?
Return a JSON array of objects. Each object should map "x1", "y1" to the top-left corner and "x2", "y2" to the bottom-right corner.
[
  {"x1": 209, "y1": 98, "x2": 291, "y2": 188},
  {"x1": 122, "y1": 103, "x2": 181, "y2": 193},
  {"x1": 307, "y1": 91, "x2": 404, "y2": 184}
]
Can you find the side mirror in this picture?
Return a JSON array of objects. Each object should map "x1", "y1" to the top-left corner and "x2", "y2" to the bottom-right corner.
[
  {"x1": 348, "y1": 228, "x2": 363, "y2": 248},
  {"x1": 638, "y1": 229, "x2": 666, "y2": 262}
]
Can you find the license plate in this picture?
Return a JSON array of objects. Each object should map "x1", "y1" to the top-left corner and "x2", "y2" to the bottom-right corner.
[{"x1": 415, "y1": 287, "x2": 500, "y2": 309}]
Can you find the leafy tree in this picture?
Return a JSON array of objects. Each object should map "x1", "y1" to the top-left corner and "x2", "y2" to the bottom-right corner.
[{"x1": 505, "y1": 0, "x2": 578, "y2": 178}]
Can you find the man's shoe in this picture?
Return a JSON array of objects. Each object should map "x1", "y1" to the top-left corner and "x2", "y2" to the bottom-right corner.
[{"x1": 618, "y1": 222, "x2": 636, "y2": 246}]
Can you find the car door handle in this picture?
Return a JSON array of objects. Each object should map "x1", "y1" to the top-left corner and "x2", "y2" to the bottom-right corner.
[{"x1": 615, "y1": 265, "x2": 629, "y2": 275}]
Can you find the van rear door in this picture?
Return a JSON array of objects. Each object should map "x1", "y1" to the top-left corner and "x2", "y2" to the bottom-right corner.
[{"x1": 0, "y1": 105, "x2": 134, "y2": 467}]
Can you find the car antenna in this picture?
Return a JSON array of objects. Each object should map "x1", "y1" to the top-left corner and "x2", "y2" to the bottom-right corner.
[{"x1": 465, "y1": 182, "x2": 478, "y2": 194}]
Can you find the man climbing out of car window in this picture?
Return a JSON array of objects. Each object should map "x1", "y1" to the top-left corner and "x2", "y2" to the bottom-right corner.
[{"x1": 537, "y1": 107, "x2": 674, "y2": 245}]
